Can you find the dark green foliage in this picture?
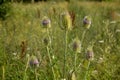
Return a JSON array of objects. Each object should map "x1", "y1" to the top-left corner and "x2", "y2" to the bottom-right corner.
[{"x1": 0, "y1": 1, "x2": 11, "y2": 20}]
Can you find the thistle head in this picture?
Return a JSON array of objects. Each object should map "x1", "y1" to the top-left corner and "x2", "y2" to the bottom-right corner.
[
  {"x1": 72, "y1": 37, "x2": 81, "y2": 53},
  {"x1": 42, "y1": 16, "x2": 51, "y2": 28},
  {"x1": 29, "y1": 55, "x2": 39, "y2": 67},
  {"x1": 83, "y1": 16, "x2": 91, "y2": 29},
  {"x1": 61, "y1": 11, "x2": 72, "y2": 30}
]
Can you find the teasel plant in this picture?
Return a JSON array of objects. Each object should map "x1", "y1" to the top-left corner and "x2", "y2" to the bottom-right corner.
[
  {"x1": 60, "y1": 11, "x2": 72, "y2": 79},
  {"x1": 84, "y1": 46, "x2": 94, "y2": 80},
  {"x1": 72, "y1": 37, "x2": 81, "y2": 73},
  {"x1": 41, "y1": 16, "x2": 56, "y2": 80},
  {"x1": 81, "y1": 16, "x2": 92, "y2": 45},
  {"x1": 26, "y1": 55, "x2": 39, "y2": 80}
]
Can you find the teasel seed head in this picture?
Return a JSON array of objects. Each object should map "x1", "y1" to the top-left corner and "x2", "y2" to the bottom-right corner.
[
  {"x1": 61, "y1": 11, "x2": 72, "y2": 30},
  {"x1": 42, "y1": 16, "x2": 51, "y2": 28},
  {"x1": 83, "y1": 16, "x2": 91, "y2": 29},
  {"x1": 86, "y1": 48, "x2": 94, "y2": 61},
  {"x1": 72, "y1": 37, "x2": 81, "y2": 53},
  {"x1": 43, "y1": 37, "x2": 49, "y2": 46}
]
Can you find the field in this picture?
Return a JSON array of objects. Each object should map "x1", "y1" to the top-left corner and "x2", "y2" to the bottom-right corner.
[{"x1": 0, "y1": 1, "x2": 120, "y2": 80}]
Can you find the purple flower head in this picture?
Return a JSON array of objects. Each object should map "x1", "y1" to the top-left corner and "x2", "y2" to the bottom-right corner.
[
  {"x1": 29, "y1": 55, "x2": 39, "y2": 67},
  {"x1": 42, "y1": 16, "x2": 51, "y2": 28},
  {"x1": 83, "y1": 16, "x2": 91, "y2": 25},
  {"x1": 42, "y1": 19, "x2": 51, "y2": 26}
]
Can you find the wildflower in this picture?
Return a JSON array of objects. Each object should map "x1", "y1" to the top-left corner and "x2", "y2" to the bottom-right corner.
[
  {"x1": 29, "y1": 55, "x2": 39, "y2": 67},
  {"x1": 42, "y1": 16, "x2": 51, "y2": 28},
  {"x1": 86, "y1": 48, "x2": 94, "y2": 61},
  {"x1": 61, "y1": 11, "x2": 72, "y2": 30},
  {"x1": 83, "y1": 16, "x2": 91, "y2": 29},
  {"x1": 72, "y1": 37, "x2": 81, "y2": 53}
]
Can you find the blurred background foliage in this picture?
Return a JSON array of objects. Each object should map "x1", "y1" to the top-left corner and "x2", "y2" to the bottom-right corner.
[{"x1": 0, "y1": 0, "x2": 119, "y2": 20}]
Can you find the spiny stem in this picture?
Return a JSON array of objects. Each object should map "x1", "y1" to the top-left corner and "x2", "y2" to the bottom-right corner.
[
  {"x1": 46, "y1": 46, "x2": 56, "y2": 80},
  {"x1": 35, "y1": 68, "x2": 38, "y2": 80},
  {"x1": 81, "y1": 29, "x2": 87, "y2": 45},
  {"x1": 46, "y1": 28, "x2": 56, "y2": 80},
  {"x1": 84, "y1": 61, "x2": 91, "y2": 80},
  {"x1": 63, "y1": 30, "x2": 68, "y2": 78},
  {"x1": 74, "y1": 52, "x2": 77, "y2": 72},
  {"x1": 23, "y1": 56, "x2": 29, "y2": 80}
]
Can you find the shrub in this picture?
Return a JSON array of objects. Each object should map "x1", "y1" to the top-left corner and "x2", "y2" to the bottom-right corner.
[{"x1": 0, "y1": 1, "x2": 11, "y2": 20}]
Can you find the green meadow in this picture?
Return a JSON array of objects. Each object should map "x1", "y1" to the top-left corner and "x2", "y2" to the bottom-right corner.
[{"x1": 0, "y1": 1, "x2": 120, "y2": 80}]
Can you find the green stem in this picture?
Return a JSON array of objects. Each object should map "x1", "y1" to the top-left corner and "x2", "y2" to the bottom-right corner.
[
  {"x1": 63, "y1": 30, "x2": 68, "y2": 78},
  {"x1": 23, "y1": 56, "x2": 29, "y2": 80},
  {"x1": 47, "y1": 46, "x2": 56, "y2": 80},
  {"x1": 84, "y1": 61, "x2": 91, "y2": 80},
  {"x1": 81, "y1": 29, "x2": 87, "y2": 45},
  {"x1": 47, "y1": 28, "x2": 52, "y2": 49},
  {"x1": 74, "y1": 52, "x2": 77, "y2": 72},
  {"x1": 35, "y1": 68, "x2": 38, "y2": 80},
  {"x1": 46, "y1": 28, "x2": 56, "y2": 80}
]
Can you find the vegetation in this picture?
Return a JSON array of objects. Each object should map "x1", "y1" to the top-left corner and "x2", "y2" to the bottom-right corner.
[{"x1": 0, "y1": 1, "x2": 120, "y2": 80}]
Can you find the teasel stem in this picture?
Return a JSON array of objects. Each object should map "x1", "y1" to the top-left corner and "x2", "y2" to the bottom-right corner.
[
  {"x1": 46, "y1": 28, "x2": 52, "y2": 48},
  {"x1": 81, "y1": 29, "x2": 87, "y2": 45},
  {"x1": 35, "y1": 68, "x2": 38, "y2": 80},
  {"x1": 63, "y1": 30, "x2": 68, "y2": 78},
  {"x1": 74, "y1": 51, "x2": 77, "y2": 72},
  {"x1": 46, "y1": 46, "x2": 56, "y2": 80},
  {"x1": 46, "y1": 28, "x2": 56, "y2": 80},
  {"x1": 23, "y1": 55, "x2": 29, "y2": 80},
  {"x1": 84, "y1": 60, "x2": 91, "y2": 80}
]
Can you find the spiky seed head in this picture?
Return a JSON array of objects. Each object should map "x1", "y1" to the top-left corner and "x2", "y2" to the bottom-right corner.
[
  {"x1": 29, "y1": 55, "x2": 39, "y2": 67},
  {"x1": 61, "y1": 11, "x2": 72, "y2": 30},
  {"x1": 83, "y1": 16, "x2": 91, "y2": 29},
  {"x1": 43, "y1": 37, "x2": 49, "y2": 46},
  {"x1": 86, "y1": 48, "x2": 94, "y2": 61},
  {"x1": 42, "y1": 16, "x2": 51, "y2": 28},
  {"x1": 72, "y1": 37, "x2": 81, "y2": 53}
]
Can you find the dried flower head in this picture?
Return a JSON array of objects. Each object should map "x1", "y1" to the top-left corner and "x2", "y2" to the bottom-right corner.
[
  {"x1": 42, "y1": 16, "x2": 51, "y2": 28},
  {"x1": 72, "y1": 37, "x2": 81, "y2": 53},
  {"x1": 29, "y1": 55, "x2": 39, "y2": 67},
  {"x1": 61, "y1": 11, "x2": 72, "y2": 30},
  {"x1": 83, "y1": 16, "x2": 91, "y2": 29}
]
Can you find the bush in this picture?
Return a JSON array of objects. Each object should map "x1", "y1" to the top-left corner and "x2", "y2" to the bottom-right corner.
[{"x1": 0, "y1": 1, "x2": 11, "y2": 20}]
